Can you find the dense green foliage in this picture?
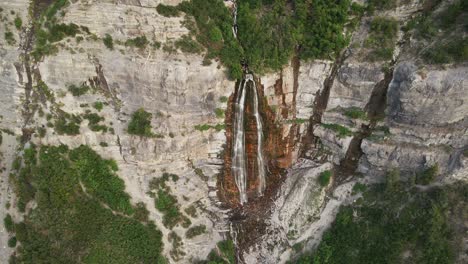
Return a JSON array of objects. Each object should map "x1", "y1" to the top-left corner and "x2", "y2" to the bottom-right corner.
[
  {"x1": 84, "y1": 113, "x2": 108, "y2": 132},
  {"x1": 156, "y1": 4, "x2": 180, "y2": 17},
  {"x1": 175, "y1": 35, "x2": 203, "y2": 53},
  {"x1": 422, "y1": 37, "x2": 468, "y2": 64},
  {"x1": 294, "y1": 178, "x2": 466, "y2": 264},
  {"x1": 194, "y1": 123, "x2": 225, "y2": 132},
  {"x1": 127, "y1": 108, "x2": 154, "y2": 137},
  {"x1": 8, "y1": 145, "x2": 164, "y2": 263},
  {"x1": 366, "y1": 0, "x2": 396, "y2": 13},
  {"x1": 160, "y1": 0, "x2": 352, "y2": 78},
  {"x1": 4, "y1": 214, "x2": 14, "y2": 232},
  {"x1": 318, "y1": 170, "x2": 332, "y2": 187}
]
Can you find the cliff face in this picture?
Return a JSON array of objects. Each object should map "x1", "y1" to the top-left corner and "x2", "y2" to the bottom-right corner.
[{"x1": 0, "y1": 0, "x2": 466, "y2": 263}]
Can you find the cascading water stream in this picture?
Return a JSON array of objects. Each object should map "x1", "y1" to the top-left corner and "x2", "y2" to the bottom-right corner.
[
  {"x1": 232, "y1": 80, "x2": 248, "y2": 205},
  {"x1": 247, "y1": 74, "x2": 266, "y2": 195},
  {"x1": 231, "y1": 75, "x2": 266, "y2": 204}
]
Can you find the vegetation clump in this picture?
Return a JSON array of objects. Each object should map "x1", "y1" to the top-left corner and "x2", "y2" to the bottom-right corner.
[
  {"x1": 128, "y1": 108, "x2": 154, "y2": 137},
  {"x1": 185, "y1": 224, "x2": 206, "y2": 238},
  {"x1": 4, "y1": 31, "x2": 15, "y2": 45},
  {"x1": 416, "y1": 164, "x2": 439, "y2": 185},
  {"x1": 156, "y1": 4, "x2": 180, "y2": 17},
  {"x1": 294, "y1": 175, "x2": 465, "y2": 264},
  {"x1": 14, "y1": 16, "x2": 22, "y2": 30},
  {"x1": 125, "y1": 36, "x2": 149, "y2": 49},
  {"x1": 343, "y1": 107, "x2": 368, "y2": 120},
  {"x1": 321, "y1": 123, "x2": 353, "y2": 138},
  {"x1": 364, "y1": 17, "x2": 398, "y2": 61},
  {"x1": 318, "y1": 170, "x2": 332, "y2": 187},
  {"x1": 68, "y1": 83, "x2": 90, "y2": 96},
  {"x1": 8, "y1": 144, "x2": 164, "y2": 263},
  {"x1": 54, "y1": 113, "x2": 82, "y2": 135},
  {"x1": 103, "y1": 34, "x2": 114, "y2": 50}
]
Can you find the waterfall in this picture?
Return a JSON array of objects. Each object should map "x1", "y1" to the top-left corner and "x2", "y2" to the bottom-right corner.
[
  {"x1": 248, "y1": 74, "x2": 266, "y2": 195},
  {"x1": 232, "y1": 75, "x2": 266, "y2": 204},
  {"x1": 232, "y1": 80, "x2": 248, "y2": 205}
]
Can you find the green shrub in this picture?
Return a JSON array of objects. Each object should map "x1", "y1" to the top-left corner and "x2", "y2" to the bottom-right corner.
[
  {"x1": 416, "y1": 164, "x2": 439, "y2": 185},
  {"x1": 125, "y1": 36, "x2": 149, "y2": 49},
  {"x1": 4, "y1": 31, "x2": 15, "y2": 45},
  {"x1": 99, "y1": 142, "x2": 108, "y2": 147},
  {"x1": 422, "y1": 37, "x2": 468, "y2": 64},
  {"x1": 321, "y1": 123, "x2": 353, "y2": 138},
  {"x1": 214, "y1": 108, "x2": 224, "y2": 118},
  {"x1": 219, "y1": 96, "x2": 228, "y2": 103},
  {"x1": 365, "y1": 17, "x2": 398, "y2": 61},
  {"x1": 54, "y1": 114, "x2": 81, "y2": 135},
  {"x1": 343, "y1": 107, "x2": 368, "y2": 120},
  {"x1": 4, "y1": 214, "x2": 14, "y2": 233},
  {"x1": 103, "y1": 34, "x2": 113, "y2": 50},
  {"x1": 318, "y1": 170, "x2": 332, "y2": 187},
  {"x1": 156, "y1": 4, "x2": 180, "y2": 17},
  {"x1": 44, "y1": 0, "x2": 69, "y2": 20},
  {"x1": 185, "y1": 224, "x2": 206, "y2": 238},
  {"x1": 14, "y1": 17, "x2": 22, "y2": 30},
  {"x1": 8, "y1": 236, "x2": 17, "y2": 248},
  {"x1": 83, "y1": 113, "x2": 107, "y2": 132},
  {"x1": 93, "y1": 101, "x2": 104, "y2": 111},
  {"x1": 68, "y1": 84, "x2": 90, "y2": 96},
  {"x1": 128, "y1": 108, "x2": 154, "y2": 137},
  {"x1": 175, "y1": 35, "x2": 203, "y2": 54},
  {"x1": 367, "y1": 0, "x2": 396, "y2": 13}
]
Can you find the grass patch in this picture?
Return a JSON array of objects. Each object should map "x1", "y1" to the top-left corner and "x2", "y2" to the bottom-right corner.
[
  {"x1": 128, "y1": 108, "x2": 154, "y2": 137},
  {"x1": 83, "y1": 113, "x2": 107, "y2": 132},
  {"x1": 4, "y1": 214, "x2": 14, "y2": 233},
  {"x1": 5, "y1": 31, "x2": 15, "y2": 45},
  {"x1": 321, "y1": 123, "x2": 353, "y2": 138},
  {"x1": 93, "y1": 101, "x2": 104, "y2": 111},
  {"x1": 422, "y1": 37, "x2": 468, "y2": 64},
  {"x1": 8, "y1": 144, "x2": 165, "y2": 263},
  {"x1": 219, "y1": 96, "x2": 228, "y2": 103}
]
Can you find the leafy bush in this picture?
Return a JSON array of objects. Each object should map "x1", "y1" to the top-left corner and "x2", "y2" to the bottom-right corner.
[
  {"x1": 175, "y1": 35, "x2": 203, "y2": 54},
  {"x1": 128, "y1": 108, "x2": 154, "y2": 137},
  {"x1": 156, "y1": 4, "x2": 180, "y2": 17},
  {"x1": 125, "y1": 36, "x2": 149, "y2": 49},
  {"x1": 83, "y1": 113, "x2": 107, "y2": 132},
  {"x1": 93, "y1": 101, "x2": 104, "y2": 111},
  {"x1": 194, "y1": 123, "x2": 225, "y2": 132},
  {"x1": 4, "y1": 31, "x2": 15, "y2": 45},
  {"x1": 54, "y1": 114, "x2": 82, "y2": 135},
  {"x1": 214, "y1": 108, "x2": 225, "y2": 118},
  {"x1": 219, "y1": 96, "x2": 228, "y2": 103},
  {"x1": 7, "y1": 236, "x2": 17, "y2": 248},
  {"x1": 318, "y1": 170, "x2": 332, "y2": 187},
  {"x1": 367, "y1": 0, "x2": 396, "y2": 13},
  {"x1": 422, "y1": 37, "x2": 468, "y2": 64},
  {"x1": 14, "y1": 17, "x2": 22, "y2": 30},
  {"x1": 4, "y1": 214, "x2": 14, "y2": 232},
  {"x1": 103, "y1": 34, "x2": 113, "y2": 50},
  {"x1": 68, "y1": 84, "x2": 90, "y2": 96},
  {"x1": 365, "y1": 17, "x2": 398, "y2": 61},
  {"x1": 343, "y1": 107, "x2": 368, "y2": 120},
  {"x1": 416, "y1": 164, "x2": 439, "y2": 185},
  {"x1": 185, "y1": 224, "x2": 206, "y2": 238},
  {"x1": 321, "y1": 123, "x2": 353, "y2": 138}
]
